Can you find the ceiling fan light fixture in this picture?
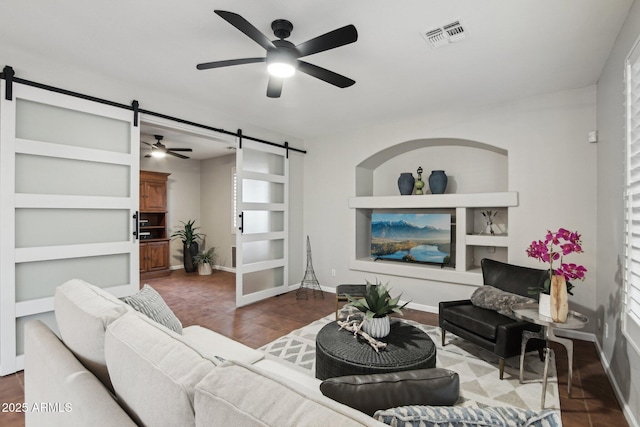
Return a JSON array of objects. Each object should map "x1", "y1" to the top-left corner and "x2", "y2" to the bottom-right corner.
[
  {"x1": 151, "y1": 150, "x2": 166, "y2": 158},
  {"x1": 267, "y1": 62, "x2": 296, "y2": 78},
  {"x1": 266, "y1": 48, "x2": 296, "y2": 78}
]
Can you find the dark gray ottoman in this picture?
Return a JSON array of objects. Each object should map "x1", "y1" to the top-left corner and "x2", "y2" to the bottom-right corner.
[{"x1": 315, "y1": 320, "x2": 436, "y2": 380}]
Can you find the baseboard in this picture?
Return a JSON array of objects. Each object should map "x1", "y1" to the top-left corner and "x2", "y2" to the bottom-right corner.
[
  {"x1": 552, "y1": 328, "x2": 595, "y2": 342},
  {"x1": 406, "y1": 301, "x2": 439, "y2": 314},
  {"x1": 215, "y1": 265, "x2": 235, "y2": 273},
  {"x1": 170, "y1": 265, "x2": 236, "y2": 273},
  {"x1": 321, "y1": 287, "x2": 439, "y2": 314},
  {"x1": 594, "y1": 339, "x2": 640, "y2": 427}
]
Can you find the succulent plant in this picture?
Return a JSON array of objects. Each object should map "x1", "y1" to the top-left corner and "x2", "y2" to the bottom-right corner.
[{"x1": 345, "y1": 280, "x2": 410, "y2": 319}]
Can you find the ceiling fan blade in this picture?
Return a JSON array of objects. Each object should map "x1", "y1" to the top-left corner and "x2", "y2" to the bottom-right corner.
[
  {"x1": 297, "y1": 61, "x2": 355, "y2": 88},
  {"x1": 266, "y1": 77, "x2": 283, "y2": 98},
  {"x1": 197, "y1": 57, "x2": 265, "y2": 70},
  {"x1": 167, "y1": 148, "x2": 193, "y2": 152},
  {"x1": 142, "y1": 141, "x2": 153, "y2": 147},
  {"x1": 144, "y1": 154, "x2": 151, "y2": 158},
  {"x1": 295, "y1": 25, "x2": 358, "y2": 58},
  {"x1": 166, "y1": 151, "x2": 190, "y2": 159},
  {"x1": 214, "y1": 10, "x2": 275, "y2": 51}
]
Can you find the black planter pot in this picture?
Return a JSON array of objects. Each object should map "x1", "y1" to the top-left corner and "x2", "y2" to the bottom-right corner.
[{"x1": 183, "y1": 241, "x2": 199, "y2": 273}]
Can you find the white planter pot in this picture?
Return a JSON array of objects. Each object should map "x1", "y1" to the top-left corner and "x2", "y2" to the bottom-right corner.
[
  {"x1": 362, "y1": 316, "x2": 390, "y2": 338},
  {"x1": 538, "y1": 293, "x2": 551, "y2": 318},
  {"x1": 198, "y1": 263, "x2": 212, "y2": 275}
]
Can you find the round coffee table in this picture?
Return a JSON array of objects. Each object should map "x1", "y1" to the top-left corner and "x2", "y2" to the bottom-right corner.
[{"x1": 315, "y1": 320, "x2": 436, "y2": 380}]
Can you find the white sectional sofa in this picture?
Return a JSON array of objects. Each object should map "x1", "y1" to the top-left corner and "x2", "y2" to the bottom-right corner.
[
  {"x1": 25, "y1": 279, "x2": 560, "y2": 427},
  {"x1": 24, "y1": 279, "x2": 386, "y2": 426}
]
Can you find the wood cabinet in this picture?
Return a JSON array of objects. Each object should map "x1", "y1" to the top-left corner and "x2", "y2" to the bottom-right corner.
[
  {"x1": 140, "y1": 170, "x2": 169, "y2": 212},
  {"x1": 139, "y1": 171, "x2": 171, "y2": 279},
  {"x1": 140, "y1": 240, "x2": 170, "y2": 276}
]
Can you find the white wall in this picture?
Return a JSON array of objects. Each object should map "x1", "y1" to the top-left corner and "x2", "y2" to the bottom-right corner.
[
  {"x1": 140, "y1": 156, "x2": 201, "y2": 270},
  {"x1": 200, "y1": 154, "x2": 236, "y2": 268},
  {"x1": 596, "y1": 0, "x2": 640, "y2": 424},
  {"x1": 303, "y1": 86, "x2": 597, "y2": 326}
]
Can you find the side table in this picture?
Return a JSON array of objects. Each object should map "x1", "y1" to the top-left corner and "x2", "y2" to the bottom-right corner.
[
  {"x1": 334, "y1": 284, "x2": 371, "y2": 320},
  {"x1": 511, "y1": 303, "x2": 588, "y2": 408}
]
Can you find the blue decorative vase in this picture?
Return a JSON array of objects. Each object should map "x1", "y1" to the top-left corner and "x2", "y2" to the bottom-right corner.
[
  {"x1": 428, "y1": 170, "x2": 448, "y2": 194},
  {"x1": 397, "y1": 173, "x2": 415, "y2": 195}
]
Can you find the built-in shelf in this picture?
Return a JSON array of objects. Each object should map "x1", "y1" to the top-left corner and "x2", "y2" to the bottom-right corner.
[
  {"x1": 465, "y1": 234, "x2": 509, "y2": 247},
  {"x1": 349, "y1": 258, "x2": 483, "y2": 286},
  {"x1": 350, "y1": 191, "x2": 518, "y2": 284},
  {"x1": 349, "y1": 192, "x2": 518, "y2": 209}
]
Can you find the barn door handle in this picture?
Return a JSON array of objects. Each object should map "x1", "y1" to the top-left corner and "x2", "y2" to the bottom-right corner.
[
  {"x1": 239, "y1": 212, "x2": 244, "y2": 234},
  {"x1": 133, "y1": 211, "x2": 139, "y2": 240}
]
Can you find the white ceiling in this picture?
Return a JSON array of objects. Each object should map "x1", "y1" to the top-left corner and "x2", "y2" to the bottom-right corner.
[
  {"x1": 0, "y1": 0, "x2": 633, "y2": 158},
  {"x1": 140, "y1": 126, "x2": 235, "y2": 160}
]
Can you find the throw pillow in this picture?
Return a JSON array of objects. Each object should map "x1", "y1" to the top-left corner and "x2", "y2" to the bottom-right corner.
[
  {"x1": 373, "y1": 405, "x2": 561, "y2": 427},
  {"x1": 470, "y1": 285, "x2": 535, "y2": 320},
  {"x1": 121, "y1": 284, "x2": 182, "y2": 333},
  {"x1": 320, "y1": 368, "x2": 459, "y2": 416}
]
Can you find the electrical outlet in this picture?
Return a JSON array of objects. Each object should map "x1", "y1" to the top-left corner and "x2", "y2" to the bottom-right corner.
[
  {"x1": 331, "y1": 269, "x2": 336, "y2": 277},
  {"x1": 604, "y1": 322, "x2": 609, "y2": 339}
]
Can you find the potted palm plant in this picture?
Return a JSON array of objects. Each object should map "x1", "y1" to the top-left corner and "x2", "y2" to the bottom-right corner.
[
  {"x1": 170, "y1": 220, "x2": 204, "y2": 273},
  {"x1": 193, "y1": 247, "x2": 217, "y2": 275},
  {"x1": 345, "y1": 280, "x2": 410, "y2": 338}
]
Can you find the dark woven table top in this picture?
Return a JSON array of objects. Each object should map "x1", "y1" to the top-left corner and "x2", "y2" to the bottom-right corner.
[{"x1": 315, "y1": 320, "x2": 436, "y2": 380}]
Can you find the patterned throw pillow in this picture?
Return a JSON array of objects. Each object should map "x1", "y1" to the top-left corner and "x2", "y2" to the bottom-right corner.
[
  {"x1": 470, "y1": 285, "x2": 535, "y2": 320},
  {"x1": 373, "y1": 405, "x2": 561, "y2": 427},
  {"x1": 121, "y1": 285, "x2": 182, "y2": 334}
]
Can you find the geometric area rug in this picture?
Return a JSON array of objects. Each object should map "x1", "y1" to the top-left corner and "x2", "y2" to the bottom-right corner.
[{"x1": 259, "y1": 314, "x2": 561, "y2": 420}]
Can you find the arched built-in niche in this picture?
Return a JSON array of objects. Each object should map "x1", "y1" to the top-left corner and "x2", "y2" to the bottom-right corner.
[
  {"x1": 350, "y1": 138, "x2": 517, "y2": 285},
  {"x1": 356, "y1": 138, "x2": 508, "y2": 196}
]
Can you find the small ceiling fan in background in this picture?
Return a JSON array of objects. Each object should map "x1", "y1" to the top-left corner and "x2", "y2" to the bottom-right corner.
[
  {"x1": 143, "y1": 135, "x2": 193, "y2": 159},
  {"x1": 197, "y1": 10, "x2": 358, "y2": 98}
]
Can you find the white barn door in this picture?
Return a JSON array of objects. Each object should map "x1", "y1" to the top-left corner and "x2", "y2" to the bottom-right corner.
[
  {"x1": 235, "y1": 139, "x2": 289, "y2": 307},
  {"x1": 0, "y1": 83, "x2": 140, "y2": 375}
]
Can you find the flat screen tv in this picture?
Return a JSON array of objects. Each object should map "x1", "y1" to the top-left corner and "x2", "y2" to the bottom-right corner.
[{"x1": 371, "y1": 212, "x2": 452, "y2": 266}]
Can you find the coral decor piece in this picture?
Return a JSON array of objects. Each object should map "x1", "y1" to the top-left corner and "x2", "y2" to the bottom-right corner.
[{"x1": 337, "y1": 317, "x2": 387, "y2": 352}]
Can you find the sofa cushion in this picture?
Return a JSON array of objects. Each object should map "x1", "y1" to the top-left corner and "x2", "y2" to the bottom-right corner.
[
  {"x1": 440, "y1": 304, "x2": 515, "y2": 341},
  {"x1": 373, "y1": 405, "x2": 561, "y2": 427},
  {"x1": 54, "y1": 279, "x2": 131, "y2": 391},
  {"x1": 181, "y1": 325, "x2": 264, "y2": 365},
  {"x1": 24, "y1": 320, "x2": 138, "y2": 427},
  {"x1": 320, "y1": 368, "x2": 459, "y2": 416},
  {"x1": 104, "y1": 311, "x2": 222, "y2": 427},
  {"x1": 194, "y1": 360, "x2": 387, "y2": 427},
  {"x1": 121, "y1": 284, "x2": 182, "y2": 333},
  {"x1": 470, "y1": 285, "x2": 535, "y2": 320}
]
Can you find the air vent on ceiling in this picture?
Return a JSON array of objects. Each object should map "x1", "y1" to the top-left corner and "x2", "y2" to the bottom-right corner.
[{"x1": 422, "y1": 20, "x2": 466, "y2": 49}]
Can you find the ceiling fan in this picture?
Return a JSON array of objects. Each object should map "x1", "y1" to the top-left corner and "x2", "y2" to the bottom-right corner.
[
  {"x1": 197, "y1": 10, "x2": 358, "y2": 98},
  {"x1": 143, "y1": 135, "x2": 193, "y2": 159}
]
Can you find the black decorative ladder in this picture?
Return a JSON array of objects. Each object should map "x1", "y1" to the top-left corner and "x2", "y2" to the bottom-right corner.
[{"x1": 296, "y1": 236, "x2": 324, "y2": 299}]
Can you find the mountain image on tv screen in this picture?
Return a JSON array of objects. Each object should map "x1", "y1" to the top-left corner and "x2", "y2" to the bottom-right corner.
[{"x1": 371, "y1": 213, "x2": 451, "y2": 265}]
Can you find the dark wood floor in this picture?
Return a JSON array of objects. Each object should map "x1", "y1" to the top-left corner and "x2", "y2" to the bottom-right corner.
[{"x1": 0, "y1": 270, "x2": 629, "y2": 426}]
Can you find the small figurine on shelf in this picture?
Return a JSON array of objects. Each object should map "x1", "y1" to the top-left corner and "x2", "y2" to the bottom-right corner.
[
  {"x1": 415, "y1": 166, "x2": 425, "y2": 195},
  {"x1": 480, "y1": 210, "x2": 498, "y2": 235}
]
